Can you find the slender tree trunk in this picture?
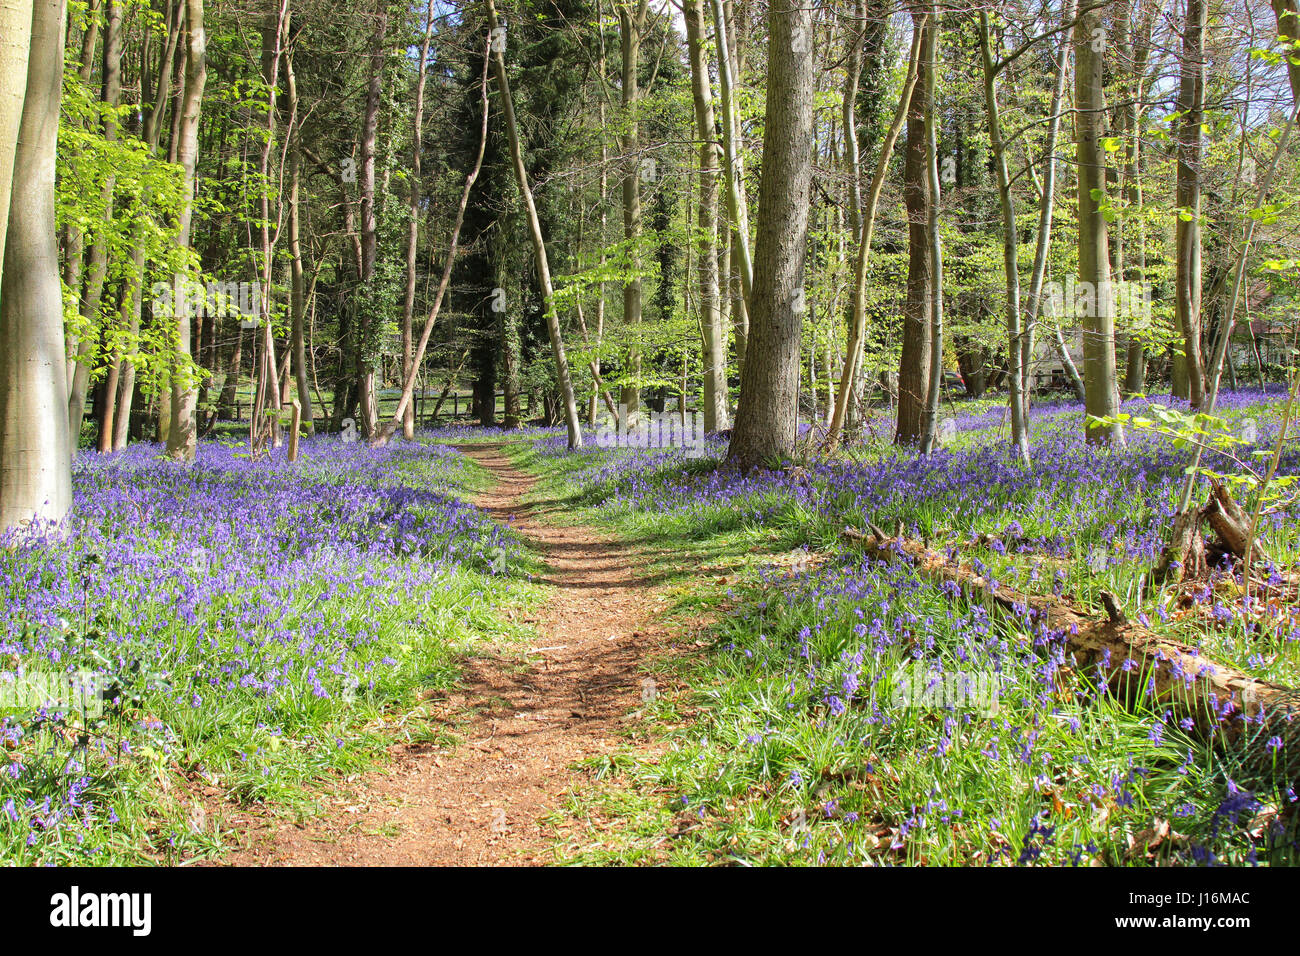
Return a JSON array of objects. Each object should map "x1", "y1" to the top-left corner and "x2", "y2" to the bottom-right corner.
[
  {"x1": 1023, "y1": 0, "x2": 1083, "y2": 404},
  {"x1": 685, "y1": 0, "x2": 727, "y2": 432},
  {"x1": 1121, "y1": 2, "x2": 1155, "y2": 395},
  {"x1": 373, "y1": 37, "x2": 493, "y2": 445},
  {"x1": 355, "y1": 5, "x2": 386, "y2": 439},
  {"x1": 1173, "y1": 0, "x2": 1207, "y2": 406},
  {"x1": 825, "y1": 16, "x2": 924, "y2": 452},
  {"x1": 979, "y1": 10, "x2": 1030, "y2": 463},
  {"x1": 400, "y1": 0, "x2": 435, "y2": 440},
  {"x1": 894, "y1": 12, "x2": 934, "y2": 446},
  {"x1": 1075, "y1": 6, "x2": 1124, "y2": 445},
  {"x1": 110, "y1": 0, "x2": 180, "y2": 450},
  {"x1": 1, "y1": 0, "x2": 70, "y2": 531},
  {"x1": 287, "y1": 45, "x2": 312, "y2": 434},
  {"x1": 487, "y1": 1, "x2": 583, "y2": 446},
  {"x1": 165, "y1": 0, "x2": 207, "y2": 461},
  {"x1": 917, "y1": 9, "x2": 944, "y2": 455},
  {"x1": 67, "y1": 0, "x2": 123, "y2": 444},
  {"x1": 726, "y1": 0, "x2": 814, "y2": 468},
  {"x1": 617, "y1": 1, "x2": 646, "y2": 420},
  {"x1": 710, "y1": 0, "x2": 752, "y2": 377}
]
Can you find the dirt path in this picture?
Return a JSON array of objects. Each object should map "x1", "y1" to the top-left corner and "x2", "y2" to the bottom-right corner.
[{"x1": 223, "y1": 442, "x2": 670, "y2": 866}]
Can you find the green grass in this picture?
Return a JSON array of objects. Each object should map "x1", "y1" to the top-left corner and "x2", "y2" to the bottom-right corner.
[
  {"x1": 0, "y1": 441, "x2": 548, "y2": 865},
  {"x1": 515, "y1": 399, "x2": 1300, "y2": 867}
]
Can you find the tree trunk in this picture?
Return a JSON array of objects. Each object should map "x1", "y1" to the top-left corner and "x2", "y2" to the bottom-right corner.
[
  {"x1": 0, "y1": 0, "x2": 70, "y2": 532},
  {"x1": 486, "y1": 0, "x2": 583, "y2": 448},
  {"x1": 894, "y1": 12, "x2": 934, "y2": 446},
  {"x1": 726, "y1": 0, "x2": 814, "y2": 468},
  {"x1": 67, "y1": 0, "x2": 124, "y2": 445},
  {"x1": 978, "y1": 10, "x2": 1029, "y2": 463},
  {"x1": 710, "y1": 0, "x2": 752, "y2": 378},
  {"x1": 684, "y1": 0, "x2": 727, "y2": 432},
  {"x1": 1074, "y1": 7, "x2": 1123, "y2": 445},
  {"x1": 617, "y1": 1, "x2": 646, "y2": 420},
  {"x1": 110, "y1": 0, "x2": 180, "y2": 450},
  {"x1": 1023, "y1": 0, "x2": 1083, "y2": 405},
  {"x1": 400, "y1": 0, "x2": 435, "y2": 441},
  {"x1": 355, "y1": 5, "x2": 386, "y2": 439},
  {"x1": 825, "y1": 15, "x2": 924, "y2": 452},
  {"x1": 164, "y1": 0, "x2": 206, "y2": 460},
  {"x1": 287, "y1": 49, "x2": 312, "y2": 434},
  {"x1": 917, "y1": 10, "x2": 944, "y2": 456},
  {"x1": 1173, "y1": 0, "x2": 1207, "y2": 407},
  {"x1": 372, "y1": 37, "x2": 492, "y2": 445},
  {"x1": 0, "y1": 0, "x2": 33, "y2": 297}
]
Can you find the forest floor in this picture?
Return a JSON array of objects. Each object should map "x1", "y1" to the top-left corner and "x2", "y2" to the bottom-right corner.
[{"x1": 222, "y1": 443, "x2": 677, "y2": 865}]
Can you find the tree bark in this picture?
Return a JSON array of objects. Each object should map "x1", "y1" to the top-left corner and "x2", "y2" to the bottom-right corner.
[
  {"x1": 710, "y1": 0, "x2": 752, "y2": 377},
  {"x1": 1074, "y1": 7, "x2": 1124, "y2": 445},
  {"x1": 684, "y1": 0, "x2": 727, "y2": 432},
  {"x1": 286, "y1": 40, "x2": 312, "y2": 434},
  {"x1": 0, "y1": 0, "x2": 33, "y2": 294},
  {"x1": 1173, "y1": 0, "x2": 1207, "y2": 407},
  {"x1": 1023, "y1": 0, "x2": 1083, "y2": 404},
  {"x1": 978, "y1": 9, "x2": 1029, "y2": 463},
  {"x1": 355, "y1": 4, "x2": 386, "y2": 440},
  {"x1": 917, "y1": 9, "x2": 944, "y2": 456},
  {"x1": 617, "y1": 1, "x2": 646, "y2": 420},
  {"x1": 726, "y1": 0, "x2": 814, "y2": 468},
  {"x1": 0, "y1": 0, "x2": 70, "y2": 532},
  {"x1": 373, "y1": 36, "x2": 493, "y2": 446},
  {"x1": 894, "y1": 12, "x2": 934, "y2": 446},
  {"x1": 164, "y1": 0, "x2": 207, "y2": 460}
]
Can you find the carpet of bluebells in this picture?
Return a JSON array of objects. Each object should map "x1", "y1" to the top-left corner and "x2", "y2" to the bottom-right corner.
[
  {"x1": 532, "y1": 389, "x2": 1300, "y2": 865},
  {"x1": 0, "y1": 436, "x2": 529, "y2": 864}
]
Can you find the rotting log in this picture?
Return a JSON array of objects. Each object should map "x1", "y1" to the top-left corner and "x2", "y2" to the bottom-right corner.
[{"x1": 842, "y1": 528, "x2": 1299, "y2": 752}]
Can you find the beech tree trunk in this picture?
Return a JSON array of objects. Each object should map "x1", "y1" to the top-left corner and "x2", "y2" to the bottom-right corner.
[
  {"x1": 0, "y1": 0, "x2": 71, "y2": 532},
  {"x1": 1173, "y1": 0, "x2": 1207, "y2": 407},
  {"x1": 1074, "y1": 7, "x2": 1124, "y2": 445},
  {"x1": 726, "y1": 0, "x2": 814, "y2": 468},
  {"x1": 165, "y1": 0, "x2": 207, "y2": 461},
  {"x1": 0, "y1": 0, "x2": 33, "y2": 288}
]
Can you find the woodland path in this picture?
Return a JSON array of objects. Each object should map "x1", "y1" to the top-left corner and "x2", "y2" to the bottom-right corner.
[{"x1": 223, "y1": 442, "x2": 673, "y2": 865}]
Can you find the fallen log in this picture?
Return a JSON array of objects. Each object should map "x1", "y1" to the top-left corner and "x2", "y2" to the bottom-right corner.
[{"x1": 842, "y1": 528, "x2": 1299, "y2": 753}]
